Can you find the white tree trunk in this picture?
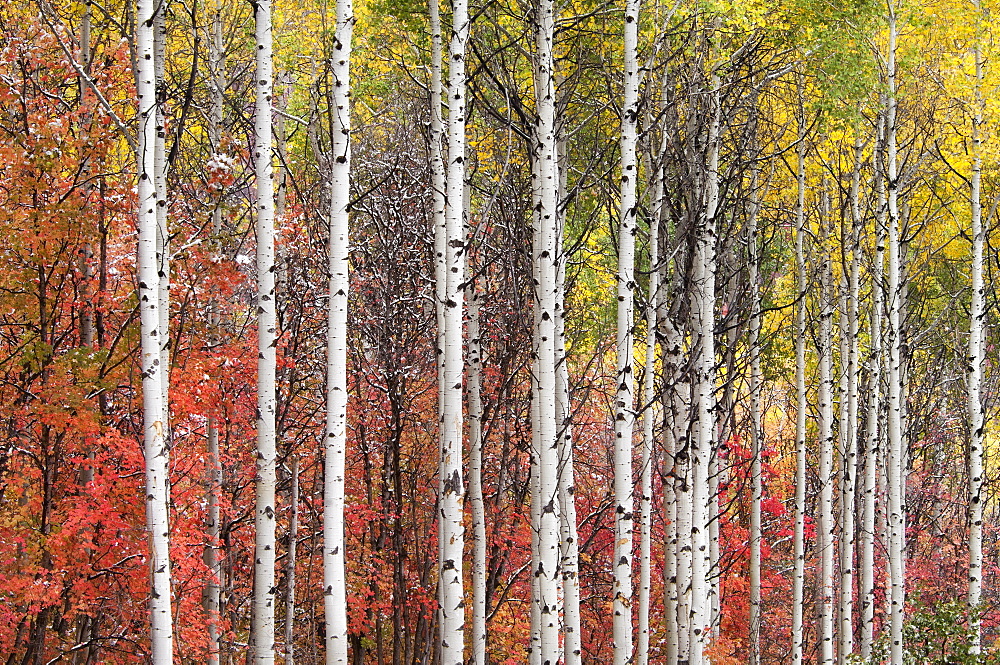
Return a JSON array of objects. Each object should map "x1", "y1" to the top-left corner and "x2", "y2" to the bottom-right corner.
[
  {"x1": 837, "y1": 130, "x2": 862, "y2": 665},
  {"x1": 285, "y1": 456, "x2": 299, "y2": 665},
  {"x1": 885, "y1": 11, "x2": 906, "y2": 663},
  {"x1": 817, "y1": 185, "x2": 836, "y2": 665},
  {"x1": 323, "y1": 0, "x2": 352, "y2": 663},
  {"x1": 531, "y1": 1, "x2": 563, "y2": 660},
  {"x1": 747, "y1": 165, "x2": 763, "y2": 665},
  {"x1": 252, "y1": 0, "x2": 278, "y2": 660},
  {"x1": 136, "y1": 0, "x2": 173, "y2": 660},
  {"x1": 613, "y1": 0, "x2": 640, "y2": 661},
  {"x1": 468, "y1": 275, "x2": 488, "y2": 665},
  {"x1": 791, "y1": 89, "x2": 807, "y2": 665},
  {"x1": 153, "y1": 3, "x2": 170, "y2": 432},
  {"x1": 636, "y1": 185, "x2": 659, "y2": 665},
  {"x1": 439, "y1": 0, "x2": 470, "y2": 659},
  {"x1": 968, "y1": 6, "x2": 986, "y2": 652},
  {"x1": 556, "y1": 142, "x2": 582, "y2": 665}
]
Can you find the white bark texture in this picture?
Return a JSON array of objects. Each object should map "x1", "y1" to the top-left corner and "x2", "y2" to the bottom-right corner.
[
  {"x1": 818, "y1": 186, "x2": 835, "y2": 665},
  {"x1": 747, "y1": 165, "x2": 763, "y2": 665},
  {"x1": 968, "y1": 7, "x2": 986, "y2": 652},
  {"x1": 323, "y1": 0, "x2": 352, "y2": 663},
  {"x1": 613, "y1": 0, "x2": 640, "y2": 661},
  {"x1": 252, "y1": 0, "x2": 278, "y2": 660},
  {"x1": 531, "y1": 1, "x2": 562, "y2": 661},
  {"x1": 136, "y1": 0, "x2": 173, "y2": 660},
  {"x1": 439, "y1": 0, "x2": 469, "y2": 659},
  {"x1": 791, "y1": 93, "x2": 807, "y2": 665},
  {"x1": 885, "y1": 12, "x2": 907, "y2": 663},
  {"x1": 468, "y1": 279, "x2": 488, "y2": 665}
]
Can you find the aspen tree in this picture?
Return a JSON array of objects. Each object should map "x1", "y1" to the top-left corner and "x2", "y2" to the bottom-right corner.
[
  {"x1": 837, "y1": 130, "x2": 863, "y2": 665},
  {"x1": 885, "y1": 9, "x2": 907, "y2": 662},
  {"x1": 817, "y1": 183, "x2": 836, "y2": 665},
  {"x1": 791, "y1": 82, "x2": 808, "y2": 665},
  {"x1": 613, "y1": 0, "x2": 641, "y2": 661},
  {"x1": 556, "y1": 141, "x2": 582, "y2": 665},
  {"x1": 968, "y1": 3, "x2": 986, "y2": 651},
  {"x1": 429, "y1": 0, "x2": 446, "y2": 390},
  {"x1": 531, "y1": 0, "x2": 563, "y2": 660},
  {"x1": 136, "y1": 0, "x2": 173, "y2": 660},
  {"x1": 747, "y1": 165, "x2": 763, "y2": 665},
  {"x1": 636, "y1": 194, "x2": 659, "y2": 665},
  {"x1": 322, "y1": 0, "x2": 352, "y2": 661},
  {"x1": 252, "y1": 0, "x2": 278, "y2": 660},
  {"x1": 153, "y1": 2, "x2": 170, "y2": 430},
  {"x1": 438, "y1": 0, "x2": 470, "y2": 658},
  {"x1": 285, "y1": 456, "x2": 299, "y2": 665},
  {"x1": 205, "y1": 7, "x2": 226, "y2": 662},
  {"x1": 468, "y1": 275, "x2": 488, "y2": 665},
  {"x1": 859, "y1": 113, "x2": 886, "y2": 662}
]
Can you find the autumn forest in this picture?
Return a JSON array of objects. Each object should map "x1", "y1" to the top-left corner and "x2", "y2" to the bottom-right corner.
[{"x1": 0, "y1": 0, "x2": 996, "y2": 663}]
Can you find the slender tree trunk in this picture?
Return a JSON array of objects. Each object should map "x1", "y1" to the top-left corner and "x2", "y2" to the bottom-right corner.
[
  {"x1": 860, "y1": 112, "x2": 886, "y2": 661},
  {"x1": 837, "y1": 129, "x2": 863, "y2": 665},
  {"x1": 613, "y1": 0, "x2": 640, "y2": 661},
  {"x1": 468, "y1": 276, "x2": 488, "y2": 665},
  {"x1": 204, "y1": 9, "x2": 226, "y2": 662},
  {"x1": 252, "y1": 0, "x2": 278, "y2": 660},
  {"x1": 747, "y1": 165, "x2": 763, "y2": 665},
  {"x1": 285, "y1": 456, "x2": 299, "y2": 665},
  {"x1": 791, "y1": 84, "x2": 807, "y2": 665},
  {"x1": 885, "y1": 11, "x2": 906, "y2": 663},
  {"x1": 968, "y1": 5, "x2": 986, "y2": 652},
  {"x1": 531, "y1": 1, "x2": 563, "y2": 660},
  {"x1": 323, "y1": 0, "x2": 352, "y2": 662},
  {"x1": 636, "y1": 194, "x2": 658, "y2": 665},
  {"x1": 817, "y1": 184, "x2": 836, "y2": 665},
  {"x1": 439, "y1": 0, "x2": 470, "y2": 659},
  {"x1": 555, "y1": 144, "x2": 582, "y2": 665},
  {"x1": 136, "y1": 0, "x2": 173, "y2": 660}
]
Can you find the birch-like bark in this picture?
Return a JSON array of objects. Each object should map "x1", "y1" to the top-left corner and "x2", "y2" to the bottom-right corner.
[
  {"x1": 817, "y1": 184, "x2": 836, "y2": 665},
  {"x1": 468, "y1": 275, "x2": 488, "y2": 665},
  {"x1": 613, "y1": 0, "x2": 640, "y2": 661},
  {"x1": 153, "y1": 3, "x2": 170, "y2": 434},
  {"x1": 438, "y1": 0, "x2": 470, "y2": 658},
  {"x1": 747, "y1": 165, "x2": 763, "y2": 665},
  {"x1": 204, "y1": 9, "x2": 226, "y2": 663},
  {"x1": 323, "y1": 0, "x2": 352, "y2": 662},
  {"x1": 532, "y1": 0, "x2": 563, "y2": 660},
  {"x1": 885, "y1": 11, "x2": 907, "y2": 663},
  {"x1": 429, "y1": 0, "x2": 446, "y2": 391},
  {"x1": 136, "y1": 0, "x2": 173, "y2": 660},
  {"x1": 252, "y1": 0, "x2": 278, "y2": 660},
  {"x1": 556, "y1": 143, "x2": 582, "y2": 665},
  {"x1": 968, "y1": 6, "x2": 986, "y2": 651},
  {"x1": 860, "y1": 113, "x2": 886, "y2": 662},
  {"x1": 791, "y1": 86, "x2": 808, "y2": 665},
  {"x1": 285, "y1": 456, "x2": 299, "y2": 665},
  {"x1": 690, "y1": 82, "x2": 720, "y2": 661},
  {"x1": 837, "y1": 129, "x2": 863, "y2": 665}
]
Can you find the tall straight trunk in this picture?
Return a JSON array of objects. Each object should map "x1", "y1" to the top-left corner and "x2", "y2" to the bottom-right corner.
[
  {"x1": 747, "y1": 165, "x2": 763, "y2": 665},
  {"x1": 285, "y1": 456, "x2": 299, "y2": 665},
  {"x1": 885, "y1": 11, "x2": 906, "y2": 663},
  {"x1": 968, "y1": 5, "x2": 986, "y2": 652},
  {"x1": 153, "y1": 3, "x2": 170, "y2": 431},
  {"x1": 859, "y1": 113, "x2": 886, "y2": 662},
  {"x1": 531, "y1": 1, "x2": 563, "y2": 661},
  {"x1": 791, "y1": 85, "x2": 807, "y2": 665},
  {"x1": 636, "y1": 186, "x2": 659, "y2": 665},
  {"x1": 252, "y1": 0, "x2": 278, "y2": 660},
  {"x1": 468, "y1": 277, "x2": 488, "y2": 665},
  {"x1": 429, "y1": 0, "x2": 446, "y2": 390},
  {"x1": 439, "y1": 0, "x2": 470, "y2": 659},
  {"x1": 323, "y1": 0, "x2": 352, "y2": 662},
  {"x1": 204, "y1": 9, "x2": 226, "y2": 663},
  {"x1": 613, "y1": 0, "x2": 641, "y2": 661},
  {"x1": 690, "y1": 81, "x2": 720, "y2": 662},
  {"x1": 555, "y1": 142, "x2": 582, "y2": 665},
  {"x1": 136, "y1": 0, "x2": 173, "y2": 661},
  {"x1": 817, "y1": 185, "x2": 836, "y2": 665},
  {"x1": 837, "y1": 130, "x2": 863, "y2": 665}
]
